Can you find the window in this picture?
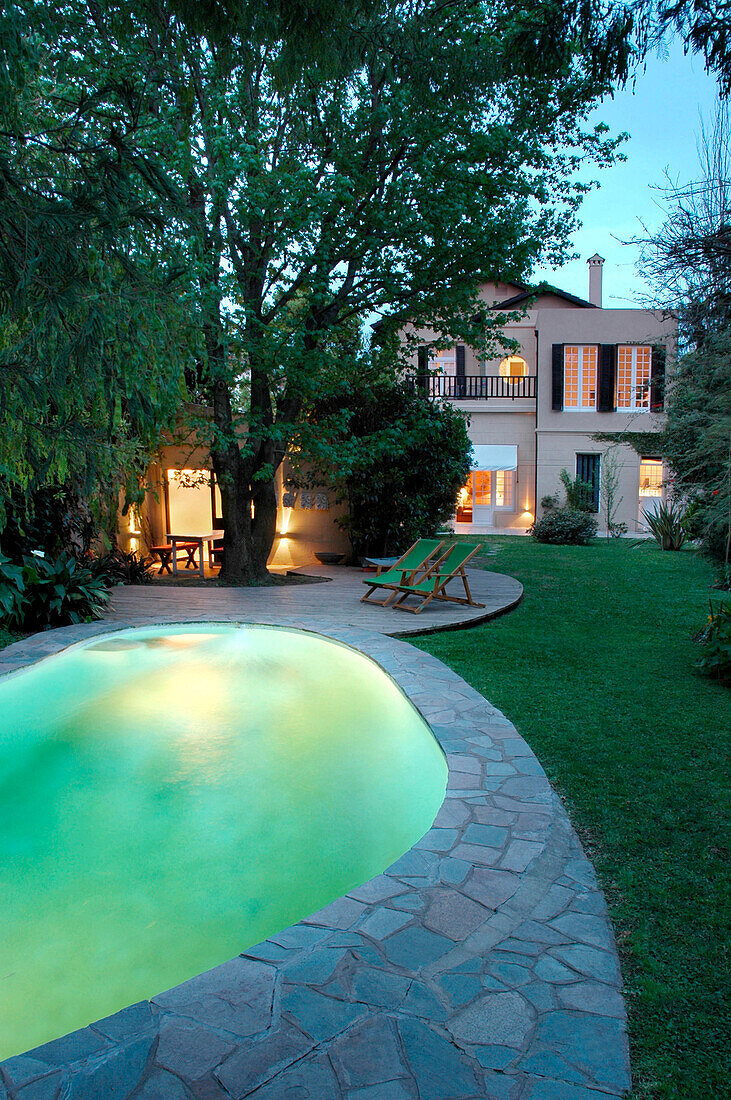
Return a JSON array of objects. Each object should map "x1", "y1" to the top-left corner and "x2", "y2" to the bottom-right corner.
[
  {"x1": 495, "y1": 471, "x2": 514, "y2": 508},
  {"x1": 576, "y1": 454, "x2": 601, "y2": 512},
  {"x1": 617, "y1": 345, "x2": 651, "y2": 410},
  {"x1": 499, "y1": 355, "x2": 527, "y2": 378},
  {"x1": 564, "y1": 346, "x2": 598, "y2": 409},
  {"x1": 455, "y1": 469, "x2": 514, "y2": 521},
  {"x1": 473, "y1": 470, "x2": 491, "y2": 505},
  {"x1": 429, "y1": 348, "x2": 459, "y2": 397},
  {"x1": 639, "y1": 458, "x2": 663, "y2": 496},
  {"x1": 166, "y1": 468, "x2": 217, "y2": 532},
  {"x1": 429, "y1": 349, "x2": 456, "y2": 375}
]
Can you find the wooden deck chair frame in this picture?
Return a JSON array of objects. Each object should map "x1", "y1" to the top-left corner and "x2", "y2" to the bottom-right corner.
[
  {"x1": 360, "y1": 538, "x2": 444, "y2": 607},
  {"x1": 391, "y1": 543, "x2": 485, "y2": 614}
]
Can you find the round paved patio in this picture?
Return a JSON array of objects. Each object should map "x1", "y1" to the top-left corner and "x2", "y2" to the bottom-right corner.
[
  {"x1": 0, "y1": 566, "x2": 522, "y2": 677},
  {"x1": 0, "y1": 571, "x2": 630, "y2": 1100},
  {"x1": 111, "y1": 563, "x2": 523, "y2": 637}
]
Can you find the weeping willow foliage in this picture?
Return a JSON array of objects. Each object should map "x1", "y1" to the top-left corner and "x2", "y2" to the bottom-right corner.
[{"x1": 0, "y1": 3, "x2": 194, "y2": 537}]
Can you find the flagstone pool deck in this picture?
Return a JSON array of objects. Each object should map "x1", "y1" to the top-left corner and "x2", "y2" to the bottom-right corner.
[{"x1": 0, "y1": 567, "x2": 631, "y2": 1099}]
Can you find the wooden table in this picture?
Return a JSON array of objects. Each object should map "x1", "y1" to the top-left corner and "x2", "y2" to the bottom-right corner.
[{"x1": 167, "y1": 531, "x2": 224, "y2": 578}]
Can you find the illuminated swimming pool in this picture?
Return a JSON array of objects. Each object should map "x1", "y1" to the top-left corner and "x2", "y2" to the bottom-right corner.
[{"x1": 0, "y1": 623, "x2": 447, "y2": 1058}]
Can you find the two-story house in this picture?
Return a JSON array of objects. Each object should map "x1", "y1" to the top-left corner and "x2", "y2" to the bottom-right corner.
[
  {"x1": 410, "y1": 255, "x2": 675, "y2": 535},
  {"x1": 122, "y1": 255, "x2": 675, "y2": 570}
]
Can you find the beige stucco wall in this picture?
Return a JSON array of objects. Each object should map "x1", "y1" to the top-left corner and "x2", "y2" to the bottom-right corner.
[
  {"x1": 120, "y1": 443, "x2": 350, "y2": 569},
  {"x1": 535, "y1": 434, "x2": 664, "y2": 533},
  {"x1": 535, "y1": 307, "x2": 676, "y2": 436},
  {"x1": 476, "y1": 280, "x2": 525, "y2": 305},
  {"x1": 269, "y1": 463, "x2": 351, "y2": 568},
  {"x1": 403, "y1": 310, "x2": 537, "y2": 377},
  {"x1": 466, "y1": 409, "x2": 537, "y2": 526},
  {"x1": 533, "y1": 306, "x2": 674, "y2": 533}
]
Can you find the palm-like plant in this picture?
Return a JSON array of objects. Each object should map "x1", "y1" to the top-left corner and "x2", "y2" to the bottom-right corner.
[{"x1": 642, "y1": 501, "x2": 687, "y2": 550}]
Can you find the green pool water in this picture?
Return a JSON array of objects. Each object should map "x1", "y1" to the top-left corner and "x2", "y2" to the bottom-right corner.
[{"x1": 0, "y1": 624, "x2": 447, "y2": 1059}]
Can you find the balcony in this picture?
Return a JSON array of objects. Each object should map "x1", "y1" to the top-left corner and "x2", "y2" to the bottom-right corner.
[{"x1": 425, "y1": 375, "x2": 536, "y2": 400}]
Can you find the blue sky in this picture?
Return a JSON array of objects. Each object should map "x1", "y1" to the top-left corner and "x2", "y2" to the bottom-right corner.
[{"x1": 533, "y1": 40, "x2": 722, "y2": 307}]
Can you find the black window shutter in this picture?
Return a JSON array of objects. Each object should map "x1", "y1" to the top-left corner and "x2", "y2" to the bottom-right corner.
[
  {"x1": 552, "y1": 344, "x2": 564, "y2": 410},
  {"x1": 650, "y1": 344, "x2": 666, "y2": 411},
  {"x1": 417, "y1": 347, "x2": 428, "y2": 394},
  {"x1": 456, "y1": 345, "x2": 466, "y2": 397},
  {"x1": 598, "y1": 344, "x2": 616, "y2": 412}
]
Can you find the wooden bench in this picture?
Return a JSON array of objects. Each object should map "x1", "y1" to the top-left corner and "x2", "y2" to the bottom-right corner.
[{"x1": 150, "y1": 542, "x2": 200, "y2": 574}]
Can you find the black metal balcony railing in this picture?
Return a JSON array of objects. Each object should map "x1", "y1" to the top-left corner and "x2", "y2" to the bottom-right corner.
[{"x1": 424, "y1": 374, "x2": 536, "y2": 400}]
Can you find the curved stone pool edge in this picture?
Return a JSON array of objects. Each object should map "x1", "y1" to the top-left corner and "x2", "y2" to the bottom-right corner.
[{"x1": 0, "y1": 623, "x2": 631, "y2": 1100}]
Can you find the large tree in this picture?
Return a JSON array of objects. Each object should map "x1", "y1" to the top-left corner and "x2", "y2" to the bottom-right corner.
[
  {"x1": 664, "y1": 331, "x2": 731, "y2": 568},
  {"x1": 636, "y1": 106, "x2": 731, "y2": 571},
  {"x1": 637, "y1": 106, "x2": 731, "y2": 345},
  {"x1": 22, "y1": 0, "x2": 633, "y2": 581}
]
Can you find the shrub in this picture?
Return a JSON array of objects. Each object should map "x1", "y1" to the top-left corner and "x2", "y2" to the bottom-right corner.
[
  {"x1": 1, "y1": 553, "x2": 110, "y2": 631},
  {"x1": 559, "y1": 468, "x2": 595, "y2": 512},
  {"x1": 608, "y1": 521, "x2": 628, "y2": 538},
  {"x1": 91, "y1": 547, "x2": 153, "y2": 585},
  {"x1": 0, "y1": 485, "x2": 94, "y2": 561},
  {"x1": 642, "y1": 501, "x2": 687, "y2": 550},
  {"x1": 695, "y1": 600, "x2": 731, "y2": 685},
  {"x1": 0, "y1": 553, "x2": 26, "y2": 623},
  {"x1": 302, "y1": 375, "x2": 472, "y2": 559},
  {"x1": 531, "y1": 509, "x2": 598, "y2": 545}
]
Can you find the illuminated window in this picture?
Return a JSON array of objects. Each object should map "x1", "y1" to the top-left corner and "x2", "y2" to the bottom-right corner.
[
  {"x1": 639, "y1": 458, "x2": 663, "y2": 496},
  {"x1": 473, "y1": 470, "x2": 492, "y2": 505},
  {"x1": 495, "y1": 471, "x2": 514, "y2": 508},
  {"x1": 564, "y1": 346, "x2": 597, "y2": 409},
  {"x1": 455, "y1": 469, "x2": 515, "y2": 521},
  {"x1": 455, "y1": 472, "x2": 492, "y2": 520},
  {"x1": 452, "y1": 468, "x2": 516, "y2": 523},
  {"x1": 499, "y1": 355, "x2": 527, "y2": 378},
  {"x1": 166, "y1": 468, "x2": 215, "y2": 533},
  {"x1": 617, "y1": 345, "x2": 651, "y2": 410}
]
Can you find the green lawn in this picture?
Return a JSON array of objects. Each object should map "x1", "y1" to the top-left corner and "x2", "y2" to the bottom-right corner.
[{"x1": 412, "y1": 537, "x2": 729, "y2": 1099}]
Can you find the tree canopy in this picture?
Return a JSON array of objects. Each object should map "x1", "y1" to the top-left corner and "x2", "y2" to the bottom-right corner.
[
  {"x1": 3, "y1": 0, "x2": 636, "y2": 576},
  {"x1": 0, "y1": 2, "x2": 195, "y2": 542},
  {"x1": 664, "y1": 331, "x2": 731, "y2": 566},
  {"x1": 645, "y1": 1, "x2": 731, "y2": 96},
  {"x1": 635, "y1": 106, "x2": 731, "y2": 572},
  {"x1": 637, "y1": 106, "x2": 731, "y2": 346},
  {"x1": 296, "y1": 337, "x2": 473, "y2": 558}
]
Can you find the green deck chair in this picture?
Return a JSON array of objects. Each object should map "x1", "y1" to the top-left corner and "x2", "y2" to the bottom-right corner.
[
  {"x1": 361, "y1": 538, "x2": 444, "y2": 607},
  {"x1": 391, "y1": 542, "x2": 485, "y2": 614}
]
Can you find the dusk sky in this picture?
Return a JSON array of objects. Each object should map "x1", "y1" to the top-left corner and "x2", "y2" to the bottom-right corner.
[{"x1": 534, "y1": 39, "x2": 722, "y2": 307}]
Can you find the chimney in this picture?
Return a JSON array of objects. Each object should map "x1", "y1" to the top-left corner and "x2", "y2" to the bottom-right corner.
[{"x1": 587, "y1": 253, "x2": 605, "y2": 307}]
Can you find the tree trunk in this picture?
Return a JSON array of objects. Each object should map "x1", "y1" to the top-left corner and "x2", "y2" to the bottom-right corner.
[{"x1": 210, "y1": 379, "x2": 277, "y2": 585}]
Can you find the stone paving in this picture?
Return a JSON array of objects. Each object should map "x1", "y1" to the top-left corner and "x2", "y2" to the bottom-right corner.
[
  {"x1": 0, "y1": 567, "x2": 522, "y2": 677},
  {"x1": 105, "y1": 564, "x2": 523, "y2": 637},
  {"x1": 0, "y1": 577, "x2": 631, "y2": 1099}
]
